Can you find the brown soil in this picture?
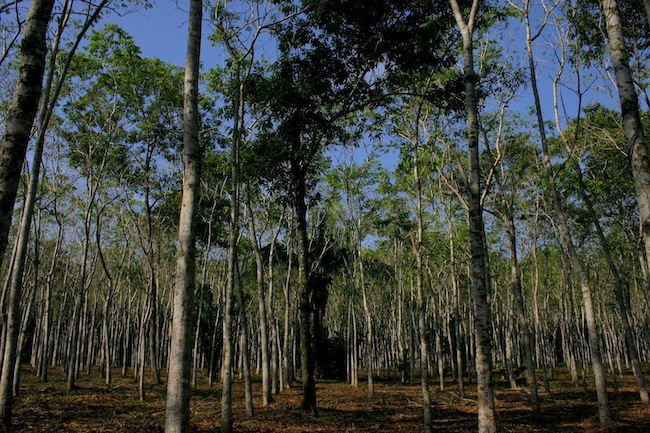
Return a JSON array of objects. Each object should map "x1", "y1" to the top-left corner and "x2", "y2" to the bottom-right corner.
[{"x1": 9, "y1": 367, "x2": 650, "y2": 432}]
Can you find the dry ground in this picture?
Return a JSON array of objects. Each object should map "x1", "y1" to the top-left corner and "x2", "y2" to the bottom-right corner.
[{"x1": 9, "y1": 366, "x2": 650, "y2": 432}]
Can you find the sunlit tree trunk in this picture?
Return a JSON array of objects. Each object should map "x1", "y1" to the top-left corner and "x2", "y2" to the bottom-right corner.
[
  {"x1": 40, "y1": 209, "x2": 62, "y2": 383},
  {"x1": 0, "y1": 0, "x2": 55, "y2": 424},
  {"x1": 246, "y1": 184, "x2": 272, "y2": 405},
  {"x1": 601, "y1": 0, "x2": 650, "y2": 277},
  {"x1": 503, "y1": 215, "x2": 539, "y2": 412},
  {"x1": 234, "y1": 259, "x2": 254, "y2": 417},
  {"x1": 448, "y1": 0, "x2": 496, "y2": 431},
  {"x1": 522, "y1": 0, "x2": 612, "y2": 426},
  {"x1": 600, "y1": 4, "x2": 650, "y2": 405},
  {"x1": 164, "y1": 0, "x2": 202, "y2": 431},
  {"x1": 412, "y1": 124, "x2": 432, "y2": 433}
]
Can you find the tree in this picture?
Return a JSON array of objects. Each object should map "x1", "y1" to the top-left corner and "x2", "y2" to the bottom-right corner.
[
  {"x1": 448, "y1": 0, "x2": 497, "y2": 431},
  {"x1": 517, "y1": 0, "x2": 613, "y2": 426},
  {"x1": 211, "y1": 2, "x2": 282, "y2": 425},
  {"x1": 164, "y1": 0, "x2": 202, "y2": 431},
  {"x1": 560, "y1": 103, "x2": 650, "y2": 403},
  {"x1": 0, "y1": 0, "x2": 55, "y2": 427},
  {"x1": 601, "y1": 0, "x2": 650, "y2": 335},
  {"x1": 249, "y1": 17, "x2": 377, "y2": 416},
  {"x1": 0, "y1": 0, "x2": 112, "y2": 423}
]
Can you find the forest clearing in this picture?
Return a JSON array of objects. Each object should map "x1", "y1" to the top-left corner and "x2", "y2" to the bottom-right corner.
[{"x1": 11, "y1": 366, "x2": 650, "y2": 432}]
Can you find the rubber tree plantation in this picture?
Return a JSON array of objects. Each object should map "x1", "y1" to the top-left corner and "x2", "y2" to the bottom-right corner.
[{"x1": 0, "y1": 0, "x2": 650, "y2": 432}]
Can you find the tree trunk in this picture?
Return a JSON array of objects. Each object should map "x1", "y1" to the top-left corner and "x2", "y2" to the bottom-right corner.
[
  {"x1": 164, "y1": 0, "x2": 202, "y2": 430},
  {"x1": 268, "y1": 212, "x2": 282, "y2": 395},
  {"x1": 602, "y1": 0, "x2": 650, "y2": 281},
  {"x1": 0, "y1": 0, "x2": 54, "y2": 274},
  {"x1": 0, "y1": 0, "x2": 54, "y2": 426},
  {"x1": 67, "y1": 207, "x2": 94, "y2": 391},
  {"x1": 234, "y1": 259, "x2": 254, "y2": 417},
  {"x1": 599, "y1": 0, "x2": 650, "y2": 405},
  {"x1": 294, "y1": 165, "x2": 317, "y2": 415},
  {"x1": 523, "y1": 2, "x2": 612, "y2": 426},
  {"x1": 504, "y1": 215, "x2": 540, "y2": 411},
  {"x1": 412, "y1": 128, "x2": 431, "y2": 432},
  {"x1": 221, "y1": 243, "x2": 235, "y2": 433},
  {"x1": 359, "y1": 236, "x2": 374, "y2": 398},
  {"x1": 282, "y1": 226, "x2": 294, "y2": 391},
  {"x1": 246, "y1": 184, "x2": 272, "y2": 405},
  {"x1": 449, "y1": 0, "x2": 496, "y2": 431},
  {"x1": 570, "y1": 156, "x2": 649, "y2": 404}
]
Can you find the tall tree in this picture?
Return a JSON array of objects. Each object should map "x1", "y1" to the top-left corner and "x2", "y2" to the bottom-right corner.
[
  {"x1": 561, "y1": 104, "x2": 649, "y2": 403},
  {"x1": 0, "y1": 0, "x2": 55, "y2": 427},
  {"x1": 211, "y1": 3, "x2": 281, "y2": 424},
  {"x1": 448, "y1": 0, "x2": 497, "y2": 431},
  {"x1": 601, "y1": 0, "x2": 650, "y2": 332},
  {"x1": 0, "y1": 0, "x2": 112, "y2": 423},
  {"x1": 518, "y1": 0, "x2": 613, "y2": 426},
  {"x1": 164, "y1": 0, "x2": 203, "y2": 431}
]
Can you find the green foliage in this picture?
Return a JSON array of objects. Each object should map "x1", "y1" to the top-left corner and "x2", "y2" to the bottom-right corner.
[
  {"x1": 567, "y1": 0, "x2": 650, "y2": 65},
  {"x1": 562, "y1": 104, "x2": 640, "y2": 237},
  {"x1": 60, "y1": 24, "x2": 184, "y2": 189}
]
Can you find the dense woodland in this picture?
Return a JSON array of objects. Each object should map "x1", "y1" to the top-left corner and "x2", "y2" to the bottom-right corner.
[{"x1": 0, "y1": 0, "x2": 649, "y2": 432}]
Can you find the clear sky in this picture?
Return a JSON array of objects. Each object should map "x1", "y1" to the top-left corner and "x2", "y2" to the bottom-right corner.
[
  {"x1": 101, "y1": 0, "x2": 220, "y2": 68},
  {"x1": 97, "y1": 0, "x2": 624, "y2": 171}
]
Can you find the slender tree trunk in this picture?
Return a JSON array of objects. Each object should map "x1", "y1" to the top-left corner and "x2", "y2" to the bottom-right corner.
[
  {"x1": 446, "y1": 207, "x2": 465, "y2": 396},
  {"x1": 570, "y1": 157, "x2": 649, "y2": 404},
  {"x1": 602, "y1": 0, "x2": 650, "y2": 276},
  {"x1": 192, "y1": 293, "x2": 202, "y2": 388},
  {"x1": 282, "y1": 227, "x2": 294, "y2": 390},
  {"x1": 449, "y1": 0, "x2": 496, "y2": 431},
  {"x1": 358, "y1": 235, "x2": 374, "y2": 398},
  {"x1": 234, "y1": 259, "x2": 254, "y2": 417},
  {"x1": 246, "y1": 184, "x2": 272, "y2": 405},
  {"x1": 412, "y1": 131, "x2": 431, "y2": 432},
  {"x1": 523, "y1": 2, "x2": 612, "y2": 426},
  {"x1": 268, "y1": 212, "x2": 283, "y2": 395},
  {"x1": 504, "y1": 215, "x2": 540, "y2": 411},
  {"x1": 148, "y1": 282, "x2": 160, "y2": 385},
  {"x1": 138, "y1": 298, "x2": 149, "y2": 401},
  {"x1": 68, "y1": 209, "x2": 93, "y2": 391},
  {"x1": 221, "y1": 246, "x2": 235, "y2": 433},
  {"x1": 164, "y1": 0, "x2": 202, "y2": 431},
  {"x1": 40, "y1": 230, "x2": 57, "y2": 383},
  {"x1": 0, "y1": 0, "x2": 54, "y2": 426},
  {"x1": 222, "y1": 65, "x2": 251, "y2": 432},
  {"x1": 294, "y1": 166, "x2": 317, "y2": 415}
]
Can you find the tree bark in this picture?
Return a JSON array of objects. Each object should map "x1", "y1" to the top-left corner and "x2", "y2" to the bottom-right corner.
[
  {"x1": 164, "y1": 0, "x2": 202, "y2": 431},
  {"x1": 504, "y1": 215, "x2": 540, "y2": 412},
  {"x1": 245, "y1": 184, "x2": 272, "y2": 405},
  {"x1": 294, "y1": 161, "x2": 317, "y2": 415},
  {"x1": 523, "y1": 1, "x2": 612, "y2": 426},
  {"x1": 0, "y1": 0, "x2": 55, "y2": 424},
  {"x1": 0, "y1": 0, "x2": 53, "y2": 274},
  {"x1": 412, "y1": 129, "x2": 432, "y2": 432},
  {"x1": 449, "y1": 0, "x2": 496, "y2": 431},
  {"x1": 601, "y1": 0, "x2": 650, "y2": 277},
  {"x1": 599, "y1": 4, "x2": 650, "y2": 401}
]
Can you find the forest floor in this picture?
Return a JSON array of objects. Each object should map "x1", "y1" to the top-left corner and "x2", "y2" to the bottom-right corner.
[{"x1": 9, "y1": 366, "x2": 650, "y2": 432}]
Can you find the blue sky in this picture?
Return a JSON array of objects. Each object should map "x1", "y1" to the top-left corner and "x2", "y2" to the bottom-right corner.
[
  {"x1": 102, "y1": 1, "x2": 218, "y2": 68},
  {"x1": 97, "y1": 0, "x2": 627, "y2": 175}
]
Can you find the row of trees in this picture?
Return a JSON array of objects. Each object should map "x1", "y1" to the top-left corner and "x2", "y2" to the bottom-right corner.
[{"x1": 0, "y1": 0, "x2": 649, "y2": 432}]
